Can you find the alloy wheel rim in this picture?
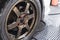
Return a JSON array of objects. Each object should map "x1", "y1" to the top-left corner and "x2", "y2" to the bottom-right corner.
[{"x1": 5, "y1": 0, "x2": 37, "y2": 40}]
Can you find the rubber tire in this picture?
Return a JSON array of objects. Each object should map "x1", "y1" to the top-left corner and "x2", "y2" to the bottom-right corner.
[{"x1": 0, "y1": 0, "x2": 41, "y2": 40}]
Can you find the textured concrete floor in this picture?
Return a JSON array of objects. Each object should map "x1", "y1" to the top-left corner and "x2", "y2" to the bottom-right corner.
[{"x1": 32, "y1": 6, "x2": 60, "y2": 40}]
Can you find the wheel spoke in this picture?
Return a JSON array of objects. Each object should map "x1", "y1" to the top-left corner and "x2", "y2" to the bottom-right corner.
[
  {"x1": 25, "y1": 3, "x2": 30, "y2": 12},
  {"x1": 17, "y1": 25, "x2": 24, "y2": 37},
  {"x1": 17, "y1": 29, "x2": 21, "y2": 37},
  {"x1": 13, "y1": 7, "x2": 20, "y2": 17},
  {"x1": 24, "y1": 24, "x2": 30, "y2": 31},
  {"x1": 8, "y1": 22, "x2": 17, "y2": 30},
  {"x1": 28, "y1": 14, "x2": 34, "y2": 20}
]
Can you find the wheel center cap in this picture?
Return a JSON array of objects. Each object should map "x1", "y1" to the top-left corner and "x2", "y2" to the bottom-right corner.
[
  {"x1": 19, "y1": 14, "x2": 28, "y2": 23},
  {"x1": 20, "y1": 18, "x2": 24, "y2": 23}
]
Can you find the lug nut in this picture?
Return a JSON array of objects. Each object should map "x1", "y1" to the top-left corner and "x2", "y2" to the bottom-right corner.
[
  {"x1": 18, "y1": 23, "x2": 19, "y2": 26},
  {"x1": 19, "y1": 16, "x2": 21, "y2": 18}
]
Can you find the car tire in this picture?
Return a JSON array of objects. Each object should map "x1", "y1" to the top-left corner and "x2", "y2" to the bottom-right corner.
[{"x1": 0, "y1": 0, "x2": 42, "y2": 40}]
